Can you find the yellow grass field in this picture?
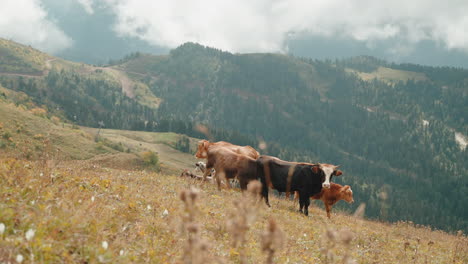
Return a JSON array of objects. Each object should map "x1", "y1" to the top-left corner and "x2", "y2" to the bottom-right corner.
[{"x1": 0, "y1": 157, "x2": 466, "y2": 264}]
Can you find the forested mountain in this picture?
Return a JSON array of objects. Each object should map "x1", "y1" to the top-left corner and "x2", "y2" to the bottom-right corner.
[{"x1": 0, "y1": 39, "x2": 466, "y2": 232}]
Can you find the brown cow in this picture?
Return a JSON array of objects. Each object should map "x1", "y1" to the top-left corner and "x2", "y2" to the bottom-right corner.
[
  {"x1": 195, "y1": 140, "x2": 259, "y2": 159},
  {"x1": 196, "y1": 145, "x2": 258, "y2": 190},
  {"x1": 294, "y1": 183, "x2": 354, "y2": 218},
  {"x1": 195, "y1": 140, "x2": 260, "y2": 182}
]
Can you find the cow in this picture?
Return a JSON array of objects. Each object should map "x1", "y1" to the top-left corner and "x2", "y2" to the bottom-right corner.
[
  {"x1": 294, "y1": 183, "x2": 354, "y2": 218},
  {"x1": 180, "y1": 169, "x2": 210, "y2": 181},
  {"x1": 195, "y1": 140, "x2": 260, "y2": 182},
  {"x1": 195, "y1": 161, "x2": 208, "y2": 173},
  {"x1": 257, "y1": 156, "x2": 343, "y2": 216},
  {"x1": 195, "y1": 145, "x2": 258, "y2": 190}
]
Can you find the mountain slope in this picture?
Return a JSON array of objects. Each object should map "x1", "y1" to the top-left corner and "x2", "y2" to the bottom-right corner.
[
  {"x1": 115, "y1": 43, "x2": 468, "y2": 232},
  {"x1": 0, "y1": 40, "x2": 466, "y2": 232}
]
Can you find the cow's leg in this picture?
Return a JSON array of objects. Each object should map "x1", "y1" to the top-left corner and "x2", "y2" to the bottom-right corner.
[
  {"x1": 238, "y1": 176, "x2": 248, "y2": 191},
  {"x1": 299, "y1": 192, "x2": 310, "y2": 216},
  {"x1": 325, "y1": 203, "x2": 331, "y2": 219},
  {"x1": 225, "y1": 176, "x2": 232, "y2": 189},
  {"x1": 261, "y1": 180, "x2": 271, "y2": 207},
  {"x1": 298, "y1": 198, "x2": 304, "y2": 214},
  {"x1": 202, "y1": 163, "x2": 213, "y2": 181},
  {"x1": 214, "y1": 169, "x2": 223, "y2": 191}
]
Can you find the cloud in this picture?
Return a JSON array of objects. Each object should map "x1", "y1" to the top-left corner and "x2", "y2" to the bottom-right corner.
[
  {"x1": 77, "y1": 0, "x2": 95, "y2": 14},
  {"x1": 100, "y1": 0, "x2": 468, "y2": 54},
  {"x1": 0, "y1": 0, "x2": 72, "y2": 53}
]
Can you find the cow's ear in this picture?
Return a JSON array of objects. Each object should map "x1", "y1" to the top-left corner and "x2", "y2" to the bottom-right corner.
[
  {"x1": 334, "y1": 170, "x2": 343, "y2": 176},
  {"x1": 312, "y1": 166, "x2": 319, "y2": 174},
  {"x1": 203, "y1": 140, "x2": 210, "y2": 149}
]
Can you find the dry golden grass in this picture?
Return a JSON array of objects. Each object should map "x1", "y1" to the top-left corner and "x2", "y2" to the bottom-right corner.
[
  {"x1": 1, "y1": 157, "x2": 466, "y2": 264},
  {"x1": 0, "y1": 102, "x2": 111, "y2": 160},
  {"x1": 82, "y1": 127, "x2": 199, "y2": 175}
]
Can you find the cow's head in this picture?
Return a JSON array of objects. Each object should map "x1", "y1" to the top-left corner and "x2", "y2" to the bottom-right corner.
[
  {"x1": 340, "y1": 185, "x2": 354, "y2": 203},
  {"x1": 312, "y1": 163, "x2": 342, "y2": 189},
  {"x1": 195, "y1": 161, "x2": 207, "y2": 173},
  {"x1": 195, "y1": 140, "x2": 210, "y2": 159}
]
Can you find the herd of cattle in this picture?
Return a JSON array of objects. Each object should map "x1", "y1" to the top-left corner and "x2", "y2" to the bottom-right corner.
[{"x1": 180, "y1": 140, "x2": 354, "y2": 218}]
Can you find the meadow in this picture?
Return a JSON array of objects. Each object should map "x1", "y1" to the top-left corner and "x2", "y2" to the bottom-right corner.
[{"x1": 0, "y1": 156, "x2": 466, "y2": 263}]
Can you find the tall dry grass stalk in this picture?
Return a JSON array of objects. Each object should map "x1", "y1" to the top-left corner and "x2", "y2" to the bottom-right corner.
[
  {"x1": 261, "y1": 218, "x2": 285, "y2": 264},
  {"x1": 320, "y1": 228, "x2": 356, "y2": 264},
  {"x1": 226, "y1": 180, "x2": 263, "y2": 264},
  {"x1": 179, "y1": 187, "x2": 213, "y2": 264}
]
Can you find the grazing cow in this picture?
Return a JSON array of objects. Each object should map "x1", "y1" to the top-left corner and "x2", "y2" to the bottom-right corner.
[
  {"x1": 257, "y1": 156, "x2": 343, "y2": 216},
  {"x1": 180, "y1": 169, "x2": 212, "y2": 181},
  {"x1": 195, "y1": 145, "x2": 258, "y2": 190},
  {"x1": 195, "y1": 140, "x2": 260, "y2": 182},
  {"x1": 294, "y1": 183, "x2": 354, "y2": 218},
  {"x1": 195, "y1": 161, "x2": 208, "y2": 173}
]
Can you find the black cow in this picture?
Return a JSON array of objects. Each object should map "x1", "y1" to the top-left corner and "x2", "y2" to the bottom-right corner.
[{"x1": 257, "y1": 155, "x2": 342, "y2": 216}]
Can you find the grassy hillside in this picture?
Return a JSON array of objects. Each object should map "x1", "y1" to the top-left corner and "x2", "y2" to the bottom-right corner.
[
  {"x1": 81, "y1": 127, "x2": 199, "y2": 175},
  {"x1": 0, "y1": 158, "x2": 466, "y2": 263},
  {"x1": 0, "y1": 85, "x2": 195, "y2": 174},
  {"x1": 0, "y1": 90, "x2": 104, "y2": 160},
  {"x1": 0, "y1": 38, "x2": 49, "y2": 75}
]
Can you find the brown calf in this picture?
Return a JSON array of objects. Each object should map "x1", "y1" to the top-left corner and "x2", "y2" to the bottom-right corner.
[{"x1": 294, "y1": 183, "x2": 354, "y2": 218}]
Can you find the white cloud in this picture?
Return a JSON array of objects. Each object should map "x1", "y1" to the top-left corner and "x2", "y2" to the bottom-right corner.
[
  {"x1": 77, "y1": 0, "x2": 95, "y2": 14},
  {"x1": 99, "y1": 0, "x2": 468, "y2": 54},
  {"x1": 0, "y1": 0, "x2": 72, "y2": 53}
]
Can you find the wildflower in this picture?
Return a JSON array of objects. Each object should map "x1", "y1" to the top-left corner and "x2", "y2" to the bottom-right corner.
[
  {"x1": 16, "y1": 254, "x2": 24, "y2": 263},
  {"x1": 102, "y1": 241, "x2": 108, "y2": 250},
  {"x1": 162, "y1": 209, "x2": 169, "y2": 217},
  {"x1": 25, "y1": 229, "x2": 35, "y2": 241},
  {"x1": 0, "y1": 223, "x2": 5, "y2": 235},
  {"x1": 147, "y1": 205, "x2": 152, "y2": 210}
]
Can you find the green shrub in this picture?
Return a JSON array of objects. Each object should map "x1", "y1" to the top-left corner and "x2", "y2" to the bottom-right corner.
[
  {"x1": 2, "y1": 131, "x2": 11, "y2": 139},
  {"x1": 175, "y1": 135, "x2": 190, "y2": 153},
  {"x1": 141, "y1": 151, "x2": 160, "y2": 171}
]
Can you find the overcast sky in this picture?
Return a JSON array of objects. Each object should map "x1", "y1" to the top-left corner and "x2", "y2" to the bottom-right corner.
[{"x1": 2, "y1": 0, "x2": 468, "y2": 66}]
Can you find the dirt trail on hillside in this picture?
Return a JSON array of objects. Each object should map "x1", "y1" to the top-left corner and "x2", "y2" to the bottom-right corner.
[
  {"x1": 0, "y1": 72, "x2": 43, "y2": 78},
  {"x1": 0, "y1": 58, "x2": 56, "y2": 79},
  {"x1": 0, "y1": 57, "x2": 135, "y2": 99},
  {"x1": 101, "y1": 67, "x2": 135, "y2": 98}
]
